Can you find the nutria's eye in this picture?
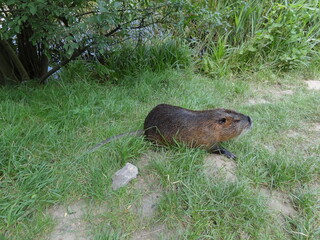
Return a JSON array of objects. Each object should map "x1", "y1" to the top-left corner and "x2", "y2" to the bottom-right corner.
[{"x1": 218, "y1": 118, "x2": 226, "y2": 124}]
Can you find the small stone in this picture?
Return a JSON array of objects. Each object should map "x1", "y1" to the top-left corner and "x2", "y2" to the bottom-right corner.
[{"x1": 112, "y1": 163, "x2": 138, "y2": 190}]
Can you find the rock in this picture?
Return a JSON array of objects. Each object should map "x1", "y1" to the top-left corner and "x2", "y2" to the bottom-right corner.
[{"x1": 112, "y1": 163, "x2": 138, "y2": 190}]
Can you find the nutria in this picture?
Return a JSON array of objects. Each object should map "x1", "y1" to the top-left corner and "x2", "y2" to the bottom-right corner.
[
  {"x1": 89, "y1": 104, "x2": 252, "y2": 159},
  {"x1": 144, "y1": 104, "x2": 252, "y2": 159}
]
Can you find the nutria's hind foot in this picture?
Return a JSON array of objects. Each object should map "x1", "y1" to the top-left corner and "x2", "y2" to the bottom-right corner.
[{"x1": 209, "y1": 145, "x2": 237, "y2": 159}]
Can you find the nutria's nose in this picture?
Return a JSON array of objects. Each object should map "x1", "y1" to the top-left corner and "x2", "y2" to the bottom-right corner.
[{"x1": 247, "y1": 116, "x2": 252, "y2": 125}]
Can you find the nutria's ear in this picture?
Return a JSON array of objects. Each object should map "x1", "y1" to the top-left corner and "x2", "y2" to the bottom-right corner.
[{"x1": 218, "y1": 118, "x2": 227, "y2": 124}]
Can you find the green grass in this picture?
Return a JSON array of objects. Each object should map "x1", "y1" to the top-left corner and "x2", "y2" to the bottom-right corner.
[{"x1": 1, "y1": 65, "x2": 320, "y2": 239}]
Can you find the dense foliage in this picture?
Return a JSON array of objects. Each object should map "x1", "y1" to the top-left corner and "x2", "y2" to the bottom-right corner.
[
  {"x1": 178, "y1": 0, "x2": 320, "y2": 75},
  {"x1": 0, "y1": 0, "x2": 182, "y2": 83},
  {"x1": 1, "y1": 0, "x2": 320, "y2": 84}
]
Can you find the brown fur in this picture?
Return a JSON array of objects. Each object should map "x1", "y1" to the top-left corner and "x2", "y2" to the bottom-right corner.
[
  {"x1": 144, "y1": 104, "x2": 252, "y2": 158},
  {"x1": 89, "y1": 104, "x2": 252, "y2": 159}
]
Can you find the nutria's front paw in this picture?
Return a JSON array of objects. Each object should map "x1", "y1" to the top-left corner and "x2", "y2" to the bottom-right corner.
[
  {"x1": 222, "y1": 150, "x2": 237, "y2": 159},
  {"x1": 209, "y1": 146, "x2": 237, "y2": 159}
]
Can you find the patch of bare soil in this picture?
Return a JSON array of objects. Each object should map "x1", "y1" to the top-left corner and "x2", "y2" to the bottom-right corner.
[
  {"x1": 285, "y1": 122, "x2": 320, "y2": 146},
  {"x1": 203, "y1": 154, "x2": 298, "y2": 227},
  {"x1": 272, "y1": 89, "x2": 295, "y2": 97},
  {"x1": 246, "y1": 88, "x2": 294, "y2": 105},
  {"x1": 286, "y1": 130, "x2": 301, "y2": 138},
  {"x1": 306, "y1": 123, "x2": 320, "y2": 144},
  {"x1": 260, "y1": 187, "x2": 297, "y2": 222},
  {"x1": 308, "y1": 181, "x2": 320, "y2": 203},
  {"x1": 309, "y1": 181, "x2": 320, "y2": 193},
  {"x1": 247, "y1": 98, "x2": 271, "y2": 105},
  {"x1": 260, "y1": 188, "x2": 297, "y2": 217},
  {"x1": 204, "y1": 154, "x2": 298, "y2": 224},
  {"x1": 203, "y1": 155, "x2": 237, "y2": 182},
  {"x1": 305, "y1": 80, "x2": 320, "y2": 90},
  {"x1": 47, "y1": 151, "x2": 173, "y2": 240},
  {"x1": 130, "y1": 224, "x2": 174, "y2": 240},
  {"x1": 130, "y1": 151, "x2": 180, "y2": 240},
  {"x1": 132, "y1": 173, "x2": 163, "y2": 221},
  {"x1": 307, "y1": 181, "x2": 320, "y2": 222},
  {"x1": 312, "y1": 123, "x2": 320, "y2": 132},
  {"x1": 47, "y1": 200, "x2": 89, "y2": 240}
]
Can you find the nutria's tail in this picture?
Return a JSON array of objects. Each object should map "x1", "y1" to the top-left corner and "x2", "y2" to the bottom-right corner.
[{"x1": 87, "y1": 130, "x2": 144, "y2": 153}]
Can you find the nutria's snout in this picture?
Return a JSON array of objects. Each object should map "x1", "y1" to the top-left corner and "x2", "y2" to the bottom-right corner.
[
  {"x1": 239, "y1": 115, "x2": 253, "y2": 137},
  {"x1": 248, "y1": 116, "x2": 252, "y2": 125},
  {"x1": 245, "y1": 115, "x2": 253, "y2": 129}
]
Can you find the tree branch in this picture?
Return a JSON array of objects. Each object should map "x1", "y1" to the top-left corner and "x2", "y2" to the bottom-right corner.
[
  {"x1": 39, "y1": 25, "x2": 121, "y2": 83},
  {"x1": 75, "y1": 11, "x2": 97, "y2": 18}
]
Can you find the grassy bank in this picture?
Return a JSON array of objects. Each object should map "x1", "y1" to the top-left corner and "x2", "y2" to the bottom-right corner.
[
  {"x1": 1, "y1": 66, "x2": 319, "y2": 239},
  {"x1": 2, "y1": 0, "x2": 320, "y2": 238}
]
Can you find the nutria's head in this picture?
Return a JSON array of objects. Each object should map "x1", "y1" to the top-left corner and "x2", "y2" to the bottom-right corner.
[{"x1": 212, "y1": 108, "x2": 252, "y2": 142}]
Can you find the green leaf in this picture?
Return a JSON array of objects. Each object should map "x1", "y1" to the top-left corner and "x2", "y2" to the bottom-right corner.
[
  {"x1": 262, "y1": 34, "x2": 274, "y2": 41},
  {"x1": 247, "y1": 45, "x2": 257, "y2": 52},
  {"x1": 20, "y1": 16, "x2": 28, "y2": 22},
  {"x1": 29, "y1": 3, "x2": 37, "y2": 15},
  {"x1": 271, "y1": 23, "x2": 283, "y2": 28},
  {"x1": 6, "y1": 0, "x2": 15, "y2": 5},
  {"x1": 14, "y1": 25, "x2": 20, "y2": 33}
]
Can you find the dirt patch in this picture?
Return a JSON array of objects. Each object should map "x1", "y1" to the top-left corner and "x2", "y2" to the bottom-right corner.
[
  {"x1": 47, "y1": 200, "x2": 89, "y2": 240},
  {"x1": 203, "y1": 155, "x2": 237, "y2": 182},
  {"x1": 285, "y1": 123, "x2": 320, "y2": 146},
  {"x1": 247, "y1": 88, "x2": 294, "y2": 105},
  {"x1": 132, "y1": 173, "x2": 163, "y2": 220},
  {"x1": 312, "y1": 123, "x2": 320, "y2": 132},
  {"x1": 305, "y1": 80, "x2": 320, "y2": 90},
  {"x1": 247, "y1": 98, "x2": 270, "y2": 105},
  {"x1": 47, "y1": 151, "x2": 171, "y2": 240},
  {"x1": 131, "y1": 223, "x2": 176, "y2": 240},
  {"x1": 130, "y1": 151, "x2": 176, "y2": 239},
  {"x1": 260, "y1": 187, "x2": 297, "y2": 220},
  {"x1": 309, "y1": 181, "x2": 320, "y2": 203},
  {"x1": 305, "y1": 123, "x2": 320, "y2": 144},
  {"x1": 272, "y1": 89, "x2": 294, "y2": 97},
  {"x1": 140, "y1": 192, "x2": 162, "y2": 218},
  {"x1": 286, "y1": 130, "x2": 301, "y2": 138}
]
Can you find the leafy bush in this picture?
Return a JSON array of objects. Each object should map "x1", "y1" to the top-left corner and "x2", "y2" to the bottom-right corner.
[
  {"x1": 98, "y1": 39, "x2": 192, "y2": 81},
  {"x1": 0, "y1": 0, "x2": 182, "y2": 83},
  {"x1": 231, "y1": 1, "x2": 320, "y2": 71},
  {"x1": 177, "y1": 0, "x2": 320, "y2": 75}
]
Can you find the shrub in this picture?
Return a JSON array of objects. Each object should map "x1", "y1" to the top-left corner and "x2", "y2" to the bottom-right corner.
[
  {"x1": 99, "y1": 39, "x2": 192, "y2": 82},
  {"x1": 177, "y1": 0, "x2": 320, "y2": 75}
]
